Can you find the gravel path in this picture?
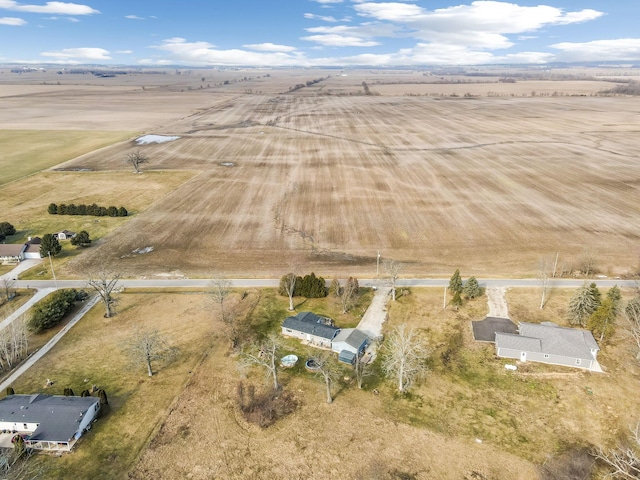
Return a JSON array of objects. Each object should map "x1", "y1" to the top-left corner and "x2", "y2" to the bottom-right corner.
[
  {"x1": 486, "y1": 286, "x2": 509, "y2": 318},
  {"x1": 356, "y1": 286, "x2": 391, "y2": 339}
]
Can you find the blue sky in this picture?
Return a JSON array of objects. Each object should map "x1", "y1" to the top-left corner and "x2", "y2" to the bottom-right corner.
[{"x1": 0, "y1": 0, "x2": 639, "y2": 66}]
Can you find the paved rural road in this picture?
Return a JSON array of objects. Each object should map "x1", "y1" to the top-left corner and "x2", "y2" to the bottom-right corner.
[{"x1": 11, "y1": 277, "x2": 640, "y2": 290}]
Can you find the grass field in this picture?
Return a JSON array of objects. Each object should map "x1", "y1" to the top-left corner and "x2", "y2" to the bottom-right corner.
[
  {"x1": 0, "y1": 130, "x2": 134, "y2": 185},
  {"x1": 0, "y1": 170, "x2": 196, "y2": 278}
]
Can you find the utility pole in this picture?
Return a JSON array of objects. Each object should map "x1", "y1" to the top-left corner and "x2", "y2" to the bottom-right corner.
[
  {"x1": 48, "y1": 251, "x2": 58, "y2": 290},
  {"x1": 443, "y1": 286, "x2": 447, "y2": 309},
  {"x1": 376, "y1": 251, "x2": 381, "y2": 276}
]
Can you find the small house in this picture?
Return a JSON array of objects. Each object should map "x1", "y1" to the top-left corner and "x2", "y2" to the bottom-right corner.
[
  {"x1": 55, "y1": 230, "x2": 76, "y2": 241},
  {"x1": 496, "y1": 322, "x2": 601, "y2": 371},
  {"x1": 331, "y1": 328, "x2": 369, "y2": 364},
  {"x1": 282, "y1": 311, "x2": 340, "y2": 349},
  {"x1": 0, "y1": 393, "x2": 101, "y2": 451}
]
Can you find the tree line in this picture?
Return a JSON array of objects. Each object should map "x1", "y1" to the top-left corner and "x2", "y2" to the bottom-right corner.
[
  {"x1": 0, "y1": 222, "x2": 16, "y2": 242},
  {"x1": 48, "y1": 203, "x2": 128, "y2": 217}
]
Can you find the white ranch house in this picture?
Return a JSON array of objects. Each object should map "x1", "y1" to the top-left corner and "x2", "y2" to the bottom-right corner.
[
  {"x1": 281, "y1": 312, "x2": 339, "y2": 349},
  {"x1": 496, "y1": 322, "x2": 601, "y2": 372},
  {"x1": 0, "y1": 393, "x2": 101, "y2": 451}
]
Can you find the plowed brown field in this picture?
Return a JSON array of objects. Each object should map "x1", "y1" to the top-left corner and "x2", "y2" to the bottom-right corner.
[{"x1": 3, "y1": 70, "x2": 639, "y2": 278}]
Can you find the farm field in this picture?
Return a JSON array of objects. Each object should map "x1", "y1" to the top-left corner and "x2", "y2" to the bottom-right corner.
[{"x1": 2, "y1": 68, "x2": 640, "y2": 279}]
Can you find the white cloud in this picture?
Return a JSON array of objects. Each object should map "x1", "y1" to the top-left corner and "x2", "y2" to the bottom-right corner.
[
  {"x1": 301, "y1": 34, "x2": 380, "y2": 47},
  {"x1": 115, "y1": 49, "x2": 133, "y2": 54},
  {"x1": 310, "y1": 0, "x2": 342, "y2": 3},
  {"x1": 551, "y1": 38, "x2": 640, "y2": 62},
  {"x1": 0, "y1": 15, "x2": 25, "y2": 24},
  {"x1": 243, "y1": 42, "x2": 298, "y2": 52},
  {"x1": 125, "y1": 14, "x2": 144, "y2": 20},
  {"x1": 152, "y1": 38, "x2": 308, "y2": 66},
  {"x1": 40, "y1": 47, "x2": 111, "y2": 62},
  {"x1": 304, "y1": 12, "x2": 337, "y2": 22},
  {"x1": 0, "y1": 0, "x2": 99, "y2": 15},
  {"x1": 354, "y1": 1, "x2": 603, "y2": 49}
]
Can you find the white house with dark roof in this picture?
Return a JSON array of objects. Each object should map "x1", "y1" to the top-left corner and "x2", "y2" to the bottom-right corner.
[
  {"x1": 54, "y1": 230, "x2": 76, "y2": 241},
  {"x1": 0, "y1": 393, "x2": 101, "y2": 451},
  {"x1": 282, "y1": 312, "x2": 340, "y2": 349},
  {"x1": 495, "y1": 322, "x2": 601, "y2": 372}
]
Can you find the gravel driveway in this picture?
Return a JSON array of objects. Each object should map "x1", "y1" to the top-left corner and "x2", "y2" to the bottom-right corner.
[{"x1": 356, "y1": 286, "x2": 391, "y2": 339}]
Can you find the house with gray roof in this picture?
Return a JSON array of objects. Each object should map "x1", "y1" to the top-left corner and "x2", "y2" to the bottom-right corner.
[
  {"x1": 282, "y1": 311, "x2": 340, "y2": 349},
  {"x1": 331, "y1": 328, "x2": 369, "y2": 364},
  {"x1": 495, "y1": 322, "x2": 601, "y2": 371},
  {"x1": 0, "y1": 393, "x2": 101, "y2": 451}
]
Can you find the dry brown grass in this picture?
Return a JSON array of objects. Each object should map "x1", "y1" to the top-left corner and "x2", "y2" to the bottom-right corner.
[{"x1": 9, "y1": 292, "x2": 213, "y2": 480}]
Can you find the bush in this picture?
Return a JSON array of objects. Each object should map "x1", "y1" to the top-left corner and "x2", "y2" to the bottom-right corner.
[
  {"x1": 236, "y1": 382, "x2": 298, "y2": 428},
  {"x1": 28, "y1": 289, "x2": 77, "y2": 332},
  {"x1": 0, "y1": 222, "x2": 16, "y2": 237},
  {"x1": 295, "y1": 272, "x2": 327, "y2": 298}
]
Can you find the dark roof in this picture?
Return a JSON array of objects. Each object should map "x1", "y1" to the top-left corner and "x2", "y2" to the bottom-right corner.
[
  {"x1": 282, "y1": 312, "x2": 339, "y2": 340},
  {"x1": 472, "y1": 317, "x2": 518, "y2": 342},
  {"x1": 0, "y1": 394, "x2": 99, "y2": 443},
  {"x1": 338, "y1": 350, "x2": 356, "y2": 364},
  {"x1": 0, "y1": 244, "x2": 25, "y2": 257},
  {"x1": 333, "y1": 328, "x2": 369, "y2": 349},
  {"x1": 25, "y1": 237, "x2": 41, "y2": 245}
]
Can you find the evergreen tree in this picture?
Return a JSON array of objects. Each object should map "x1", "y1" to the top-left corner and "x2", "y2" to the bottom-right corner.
[
  {"x1": 0, "y1": 222, "x2": 15, "y2": 237},
  {"x1": 39, "y1": 233, "x2": 61, "y2": 258},
  {"x1": 98, "y1": 389, "x2": 108, "y2": 406},
  {"x1": 568, "y1": 283, "x2": 601, "y2": 327},
  {"x1": 463, "y1": 276, "x2": 482, "y2": 299},
  {"x1": 118, "y1": 206, "x2": 128, "y2": 217},
  {"x1": 607, "y1": 285, "x2": 622, "y2": 314},
  {"x1": 6, "y1": 387, "x2": 14, "y2": 396},
  {"x1": 63, "y1": 387, "x2": 74, "y2": 396},
  {"x1": 450, "y1": 291, "x2": 463, "y2": 309},
  {"x1": 47, "y1": 203, "x2": 58, "y2": 214},
  {"x1": 449, "y1": 269, "x2": 463, "y2": 296},
  {"x1": 107, "y1": 206, "x2": 118, "y2": 217},
  {"x1": 588, "y1": 298, "x2": 617, "y2": 342},
  {"x1": 80, "y1": 390, "x2": 91, "y2": 397},
  {"x1": 71, "y1": 230, "x2": 91, "y2": 247}
]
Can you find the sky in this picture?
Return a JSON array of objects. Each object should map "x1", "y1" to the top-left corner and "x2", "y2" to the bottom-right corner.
[{"x1": 0, "y1": 0, "x2": 639, "y2": 66}]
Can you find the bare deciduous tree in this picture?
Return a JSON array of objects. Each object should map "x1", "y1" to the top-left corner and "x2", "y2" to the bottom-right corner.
[
  {"x1": 126, "y1": 328, "x2": 176, "y2": 377},
  {"x1": 580, "y1": 248, "x2": 597, "y2": 278},
  {"x1": 280, "y1": 272, "x2": 297, "y2": 311},
  {"x1": 0, "y1": 277, "x2": 16, "y2": 304},
  {"x1": 625, "y1": 296, "x2": 640, "y2": 362},
  {"x1": 0, "y1": 314, "x2": 28, "y2": 373},
  {"x1": 354, "y1": 350, "x2": 373, "y2": 389},
  {"x1": 209, "y1": 278, "x2": 231, "y2": 324},
  {"x1": 384, "y1": 260, "x2": 404, "y2": 301},
  {"x1": 538, "y1": 256, "x2": 553, "y2": 310},
  {"x1": 87, "y1": 270, "x2": 121, "y2": 318},
  {"x1": 593, "y1": 421, "x2": 640, "y2": 479},
  {"x1": 340, "y1": 277, "x2": 359, "y2": 314},
  {"x1": 311, "y1": 351, "x2": 338, "y2": 404},
  {"x1": 126, "y1": 150, "x2": 149, "y2": 173},
  {"x1": 241, "y1": 335, "x2": 282, "y2": 390},
  {"x1": 382, "y1": 324, "x2": 430, "y2": 393}
]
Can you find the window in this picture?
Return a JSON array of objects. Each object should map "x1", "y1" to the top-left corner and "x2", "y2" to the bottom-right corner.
[
  {"x1": 575, "y1": 358, "x2": 581, "y2": 365},
  {"x1": 285, "y1": 329, "x2": 292, "y2": 333},
  {"x1": 23, "y1": 423, "x2": 27, "y2": 429},
  {"x1": 544, "y1": 354, "x2": 549, "y2": 359}
]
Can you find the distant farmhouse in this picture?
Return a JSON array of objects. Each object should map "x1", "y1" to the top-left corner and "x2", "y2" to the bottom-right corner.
[
  {"x1": 54, "y1": 230, "x2": 76, "y2": 241},
  {"x1": 281, "y1": 311, "x2": 369, "y2": 364},
  {"x1": 0, "y1": 393, "x2": 101, "y2": 451},
  {"x1": 0, "y1": 237, "x2": 42, "y2": 264},
  {"x1": 495, "y1": 322, "x2": 601, "y2": 372}
]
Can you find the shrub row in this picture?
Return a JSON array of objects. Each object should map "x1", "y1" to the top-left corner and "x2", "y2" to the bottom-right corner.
[
  {"x1": 48, "y1": 203, "x2": 128, "y2": 217},
  {"x1": 28, "y1": 289, "x2": 80, "y2": 332},
  {"x1": 278, "y1": 272, "x2": 327, "y2": 298}
]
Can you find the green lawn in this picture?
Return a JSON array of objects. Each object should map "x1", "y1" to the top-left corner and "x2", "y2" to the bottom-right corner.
[{"x1": 0, "y1": 130, "x2": 134, "y2": 185}]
